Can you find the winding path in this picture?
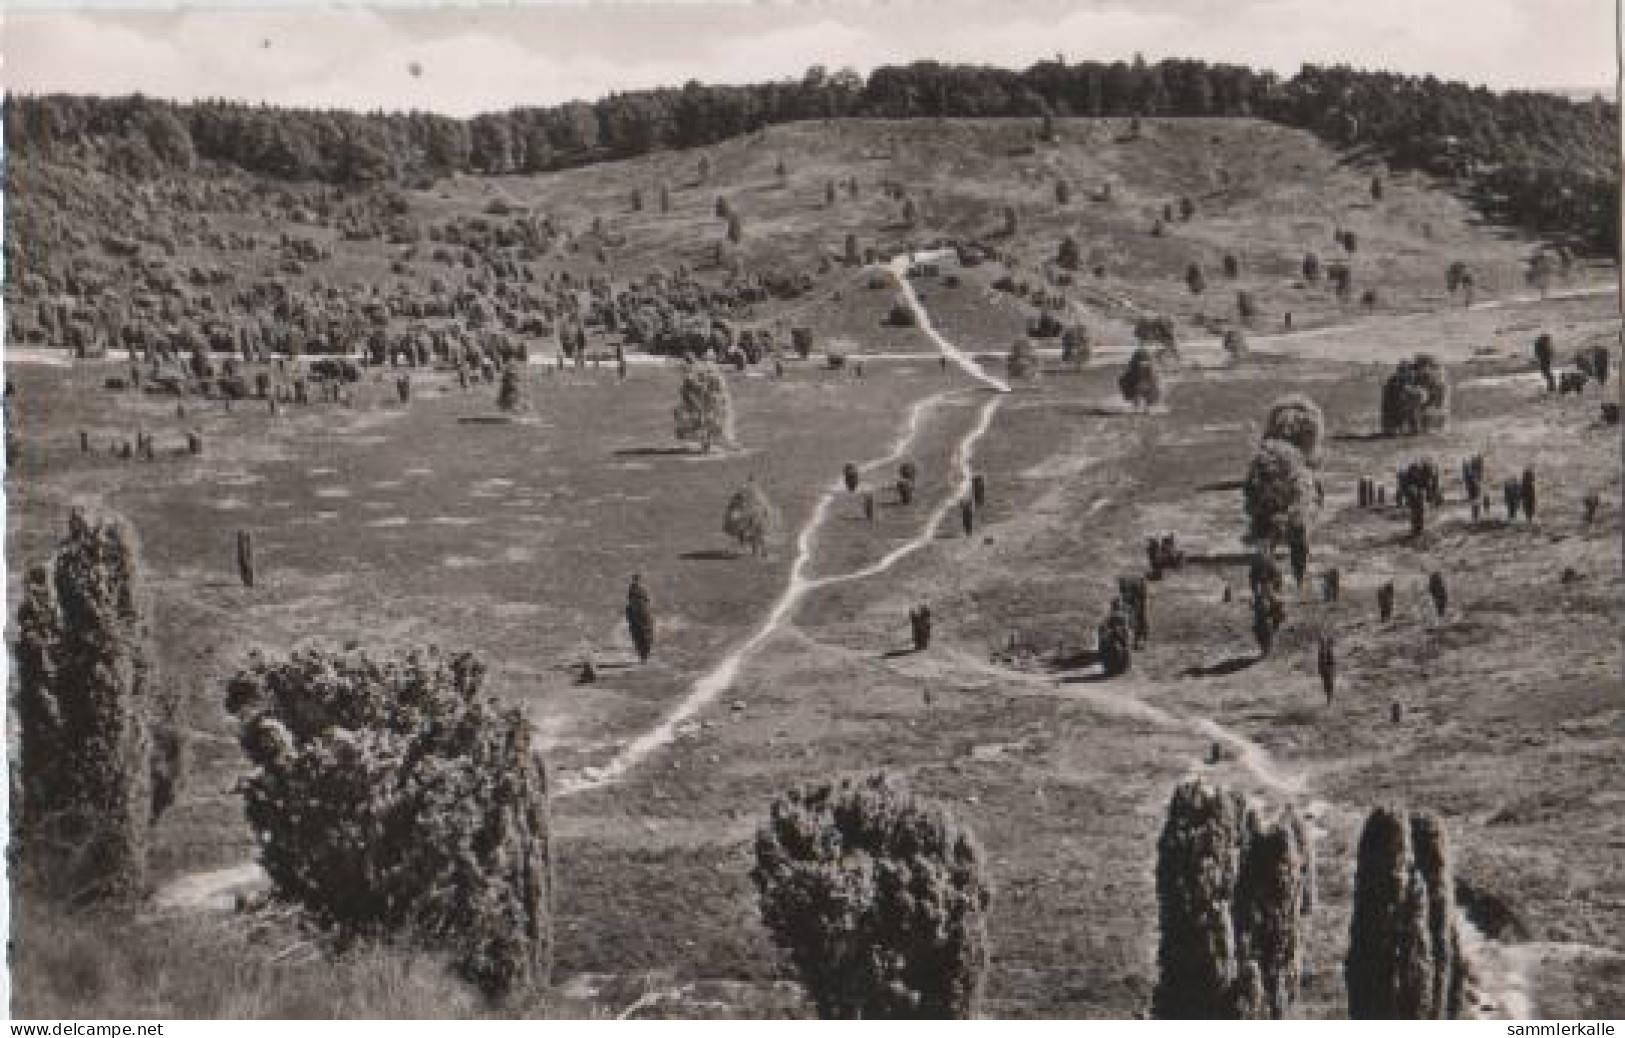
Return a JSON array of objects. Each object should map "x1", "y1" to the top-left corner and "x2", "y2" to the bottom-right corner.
[
  {"x1": 147, "y1": 260, "x2": 1621, "y2": 1020},
  {"x1": 559, "y1": 260, "x2": 1007, "y2": 795},
  {"x1": 155, "y1": 257, "x2": 1010, "y2": 904},
  {"x1": 886, "y1": 251, "x2": 1014, "y2": 393}
]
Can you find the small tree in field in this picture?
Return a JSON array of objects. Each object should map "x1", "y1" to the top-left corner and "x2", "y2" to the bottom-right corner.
[
  {"x1": 1533, "y1": 334, "x2": 1555, "y2": 391},
  {"x1": 1243, "y1": 440, "x2": 1317, "y2": 547},
  {"x1": 724, "y1": 477, "x2": 777, "y2": 556},
  {"x1": 751, "y1": 773, "x2": 991, "y2": 1019},
  {"x1": 1328, "y1": 263, "x2": 1352, "y2": 301},
  {"x1": 1223, "y1": 329, "x2": 1248, "y2": 362},
  {"x1": 497, "y1": 363, "x2": 527, "y2": 412},
  {"x1": 1262, "y1": 394, "x2": 1327, "y2": 466},
  {"x1": 14, "y1": 510, "x2": 181, "y2": 902},
  {"x1": 1061, "y1": 325, "x2": 1092, "y2": 367},
  {"x1": 1007, "y1": 338, "x2": 1039, "y2": 379},
  {"x1": 1153, "y1": 780, "x2": 1308, "y2": 1020},
  {"x1": 236, "y1": 529, "x2": 256, "y2": 588},
  {"x1": 1526, "y1": 252, "x2": 1555, "y2": 298},
  {"x1": 673, "y1": 363, "x2": 731, "y2": 452},
  {"x1": 1345, "y1": 808, "x2": 1473, "y2": 1019},
  {"x1": 1185, "y1": 263, "x2": 1206, "y2": 295},
  {"x1": 1237, "y1": 291, "x2": 1258, "y2": 322},
  {"x1": 1134, "y1": 316, "x2": 1179, "y2": 357},
  {"x1": 1119, "y1": 347, "x2": 1162, "y2": 410},
  {"x1": 1445, "y1": 261, "x2": 1471, "y2": 295},
  {"x1": 226, "y1": 646, "x2": 552, "y2": 997},
  {"x1": 626, "y1": 575, "x2": 655, "y2": 662},
  {"x1": 1057, "y1": 235, "x2": 1082, "y2": 271},
  {"x1": 1449, "y1": 263, "x2": 1475, "y2": 305}
]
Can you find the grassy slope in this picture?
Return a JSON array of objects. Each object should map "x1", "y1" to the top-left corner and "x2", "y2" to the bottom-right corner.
[
  {"x1": 431, "y1": 117, "x2": 1600, "y2": 341},
  {"x1": 13, "y1": 117, "x2": 1604, "y2": 365}
]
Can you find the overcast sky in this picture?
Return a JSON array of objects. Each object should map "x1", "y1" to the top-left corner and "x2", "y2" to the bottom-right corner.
[{"x1": 1, "y1": 0, "x2": 1616, "y2": 117}]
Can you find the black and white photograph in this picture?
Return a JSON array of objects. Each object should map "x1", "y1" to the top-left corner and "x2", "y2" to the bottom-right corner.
[{"x1": 1, "y1": 0, "x2": 1620, "y2": 1023}]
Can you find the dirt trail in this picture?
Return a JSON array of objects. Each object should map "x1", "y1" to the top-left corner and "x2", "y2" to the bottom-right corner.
[
  {"x1": 942, "y1": 653, "x2": 1625, "y2": 1018},
  {"x1": 144, "y1": 269, "x2": 1619, "y2": 1018},
  {"x1": 938, "y1": 648, "x2": 1309, "y2": 797},
  {"x1": 154, "y1": 274, "x2": 1007, "y2": 903},
  {"x1": 886, "y1": 252, "x2": 1013, "y2": 393},
  {"x1": 560, "y1": 391, "x2": 1002, "y2": 795},
  {"x1": 557, "y1": 259, "x2": 1008, "y2": 795}
]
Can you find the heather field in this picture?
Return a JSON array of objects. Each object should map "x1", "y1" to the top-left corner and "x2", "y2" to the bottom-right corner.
[{"x1": 6, "y1": 114, "x2": 1621, "y2": 1019}]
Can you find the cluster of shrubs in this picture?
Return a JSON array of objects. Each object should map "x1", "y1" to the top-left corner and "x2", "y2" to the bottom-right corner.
[
  {"x1": 13, "y1": 502, "x2": 1502, "y2": 1021},
  {"x1": 1539, "y1": 334, "x2": 1613, "y2": 396},
  {"x1": 1155, "y1": 781, "x2": 1474, "y2": 1019}
]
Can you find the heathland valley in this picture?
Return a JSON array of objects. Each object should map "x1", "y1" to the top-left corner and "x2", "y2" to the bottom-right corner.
[{"x1": 4, "y1": 57, "x2": 1621, "y2": 1019}]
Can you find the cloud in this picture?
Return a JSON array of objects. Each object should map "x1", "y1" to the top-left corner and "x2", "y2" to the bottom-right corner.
[{"x1": 1, "y1": 0, "x2": 1612, "y2": 116}]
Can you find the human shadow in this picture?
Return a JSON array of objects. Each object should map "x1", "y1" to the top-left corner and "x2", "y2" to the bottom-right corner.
[
  {"x1": 678, "y1": 549, "x2": 741, "y2": 561},
  {"x1": 881, "y1": 647, "x2": 920, "y2": 659}
]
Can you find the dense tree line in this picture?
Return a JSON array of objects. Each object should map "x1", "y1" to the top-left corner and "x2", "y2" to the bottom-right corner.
[
  {"x1": 1279, "y1": 65, "x2": 1616, "y2": 248},
  {"x1": 5, "y1": 56, "x2": 1615, "y2": 249}
]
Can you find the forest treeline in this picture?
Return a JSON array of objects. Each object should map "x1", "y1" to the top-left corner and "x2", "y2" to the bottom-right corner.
[{"x1": 5, "y1": 57, "x2": 1617, "y2": 250}]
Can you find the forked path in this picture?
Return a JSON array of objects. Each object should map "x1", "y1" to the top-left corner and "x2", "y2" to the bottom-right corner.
[
  {"x1": 155, "y1": 261, "x2": 1009, "y2": 906},
  {"x1": 560, "y1": 261, "x2": 1008, "y2": 794},
  {"x1": 149, "y1": 266, "x2": 1614, "y2": 1019}
]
